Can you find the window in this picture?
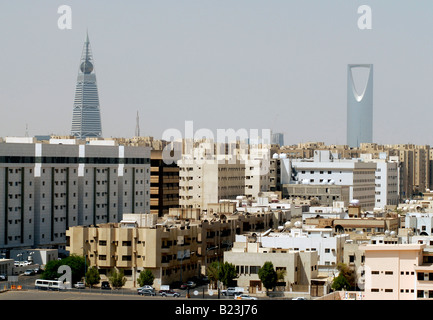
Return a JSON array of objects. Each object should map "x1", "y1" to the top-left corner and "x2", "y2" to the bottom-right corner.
[
  {"x1": 371, "y1": 288, "x2": 379, "y2": 292},
  {"x1": 385, "y1": 271, "x2": 393, "y2": 275},
  {"x1": 372, "y1": 271, "x2": 380, "y2": 275},
  {"x1": 418, "y1": 273, "x2": 424, "y2": 281}
]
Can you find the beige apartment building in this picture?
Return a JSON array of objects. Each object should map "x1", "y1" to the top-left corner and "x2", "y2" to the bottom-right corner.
[
  {"x1": 66, "y1": 207, "x2": 273, "y2": 289},
  {"x1": 360, "y1": 244, "x2": 433, "y2": 300},
  {"x1": 178, "y1": 154, "x2": 245, "y2": 210}
]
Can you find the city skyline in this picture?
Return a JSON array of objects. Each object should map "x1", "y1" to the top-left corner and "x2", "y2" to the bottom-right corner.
[{"x1": 1, "y1": 1, "x2": 433, "y2": 145}]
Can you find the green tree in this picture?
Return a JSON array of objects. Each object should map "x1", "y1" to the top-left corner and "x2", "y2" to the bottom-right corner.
[
  {"x1": 85, "y1": 267, "x2": 100, "y2": 288},
  {"x1": 331, "y1": 274, "x2": 351, "y2": 291},
  {"x1": 206, "y1": 262, "x2": 220, "y2": 289},
  {"x1": 218, "y1": 262, "x2": 237, "y2": 288},
  {"x1": 40, "y1": 259, "x2": 62, "y2": 280},
  {"x1": 138, "y1": 269, "x2": 155, "y2": 287},
  {"x1": 336, "y1": 263, "x2": 356, "y2": 290},
  {"x1": 41, "y1": 254, "x2": 85, "y2": 284},
  {"x1": 258, "y1": 261, "x2": 277, "y2": 293},
  {"x1": 109, "y1": 269, "x2": 126, "y2": 289}
]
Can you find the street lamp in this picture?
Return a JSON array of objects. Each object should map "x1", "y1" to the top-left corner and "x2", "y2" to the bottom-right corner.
[{"x1": 204, "y1": 246, "x2": 218, "y2": 276}]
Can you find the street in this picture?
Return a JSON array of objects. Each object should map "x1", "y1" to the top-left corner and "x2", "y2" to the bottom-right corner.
[{"x1": 0, "y1": 274, "x2": 242, "y2": 300}]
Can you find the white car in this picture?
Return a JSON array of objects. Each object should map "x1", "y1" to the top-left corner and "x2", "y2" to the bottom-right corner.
[
  {"x1": 234, "y1": 294, "x2": 258, "y2": 300},
  {"x1": 74, "y1": 282, "x2": 85, "y2": 289},
  {"x1": 137, "y1": 285, "x2": 154, "y2": 292},
  {"x1": 292, "y1": 297, "x2": 307, "y2": 300}
]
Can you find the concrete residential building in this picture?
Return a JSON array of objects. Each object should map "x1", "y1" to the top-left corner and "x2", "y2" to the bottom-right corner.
[
  {"x1": 178, "y1": 154, "x2": 245, "y2": 210},
  {"x1": 224, "y1": 239, "x2": 319, "y2": 294},
  {"x1": 360, "y1": 243, "x2": 433, "y2": 300},
  {"x1": 66, "y1": 207, "x2": 273, "y2": 289},
  {"x1": 360, "y1": 155, "x2": 399, "y2": 208},
  {"x1": 235, "y1": 228, "x2": 349, "y2": 269},
  {"x1": 0, "y1": 138, "x2": 150, "y2": 251},
  {"x1": 150, "y1": 150, "x2": 179, "y2": 217},
  {"x1": 67, "y1": 214, "x2": 201, "y2": 289},
  {"x1": 347, "y1": 64, "x2": 373, "y2": 148},
  {"x1": 290, "y1": 150, "x2": 376, "y2": 210}
]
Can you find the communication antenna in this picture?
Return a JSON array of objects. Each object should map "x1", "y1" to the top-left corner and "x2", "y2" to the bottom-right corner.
[{"x1": 135, "y1": 110, "x2": 140, "y2": 137}]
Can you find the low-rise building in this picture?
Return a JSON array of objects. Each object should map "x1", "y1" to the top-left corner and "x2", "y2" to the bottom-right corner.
[
  {"x1": 360, "y1": 243, "x2": 433, "y2": 300},
  {"x1": 224, "y1": 239, "x2": 319, "y2": 294}
]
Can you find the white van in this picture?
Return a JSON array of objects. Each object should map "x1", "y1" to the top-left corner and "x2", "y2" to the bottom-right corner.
[{"x1": 35, "y1": 279, "x2": 67, "y2": 291}]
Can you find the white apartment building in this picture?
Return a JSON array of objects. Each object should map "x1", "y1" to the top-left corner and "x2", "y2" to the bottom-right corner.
[
  {"x1": 290, "y1": 150, "x2": 376, "y2": 210},
  {"x1": 360, "y1": 154, "x2": 399, "y2": 209},
  {"x1": 405, "y1": 212, "x2": 433, "y2": 236},
  {"x1": 245, "y1": 152, "x2": 270, "y2": 200},
  {"x1": 0, "y1": 137, "x2": 151, "y2": 251},
  {"x1": 235, "y1": 228, "x2": 349, "y2": 268},
  {"x1": 178, "y1": 153, "x2": 245, "y2": 210}
]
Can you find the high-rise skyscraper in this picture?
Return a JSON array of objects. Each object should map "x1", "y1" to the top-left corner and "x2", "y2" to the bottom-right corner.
[
  {"x1": 271, "y1": 132, "x2": 284, "y2": 147},
  {"x1": 347, "y1": 64, "x2": 373, "y2": 148},
  {"x1": 71, "y1": 32, "x2": 103, "y2": 139}
]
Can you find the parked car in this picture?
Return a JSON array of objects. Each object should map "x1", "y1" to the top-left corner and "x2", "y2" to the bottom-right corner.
[
  {"x1": 159, "y1": 289, "x2": 180, "y2": 298},
  {"x1": 137, "y1": 285, "x2": 154, "y2": 292},
  {"x1": 34, "y1": 267, "x2": 43, "y2": 274},
  {"x1": 0, "y1": 274, "x2": 7, "y2": 281},
  {"x1": 74, "y1": 282, "x2": 85, "y2": 289},
  {"x1": 186, "y1": 281, "x2": 196, "y2": 288},
  {"x1": 221, "y1": 287, "x2": 244, "y2": 296},
  {"x1": 23, "y1": 269, "x2": 35, "y2": 276},
  {"x1": 101, "y1": 281, "x2": 111, "y2": 290},
  {"x1": 180, "y1": 283, "x2": 188, "y2": 290},
  {"x1": 292, "y1": 297, "x2": 307, "y2": 300},
  {"x1": 138, "y1": 288, "x2": 156, "y2": 296},
  {"x1": 234, "y1": 294, "x2": 258, "y2": 300}
]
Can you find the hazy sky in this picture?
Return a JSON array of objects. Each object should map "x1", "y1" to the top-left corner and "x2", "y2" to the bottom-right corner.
[{"x1": 1, "y1": 1, "x2": 433, "y2": 146}]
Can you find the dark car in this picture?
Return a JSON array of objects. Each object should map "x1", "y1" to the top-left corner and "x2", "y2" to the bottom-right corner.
[
  {"x1": 101, "y1": 281, "x2": 111, "y2": 290},
  {"x1": 180, "y1": 283, "x2": 188, "y2": 290},
  {"x1": 159, "y1": 289, "x2": 180, "y2": 298},
  {"x1": 138, "y1": 288, "x2": 156, "y2": 296}
]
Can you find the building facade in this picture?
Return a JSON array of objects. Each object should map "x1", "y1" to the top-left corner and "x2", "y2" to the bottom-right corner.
[{"x1": 0, "y1": 138, "x2": 150, "y2": 251}]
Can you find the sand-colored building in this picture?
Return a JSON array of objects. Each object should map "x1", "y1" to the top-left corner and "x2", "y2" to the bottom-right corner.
[{"x1": 360, "y1": 243, "x2": 433, "y2": 300}]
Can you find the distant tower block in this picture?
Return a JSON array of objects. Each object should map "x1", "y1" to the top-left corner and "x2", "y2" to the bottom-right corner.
[
  {"x1": 71, "y1": 32, "x2": 103, "y2": 139},
  {"x1": 346, "y1": 64, "x2": 373, "y2": 148}
]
